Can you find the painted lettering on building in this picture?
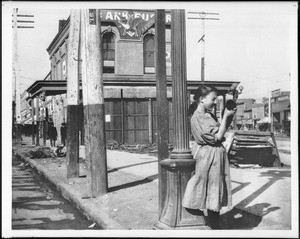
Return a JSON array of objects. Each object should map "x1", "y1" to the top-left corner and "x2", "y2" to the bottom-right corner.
[
  {"x1": 277, "y1": 95, "x2": 289, "y2": 102},
  {"x1": 100, "y1": 9, "x2": 171, "y2": 40}
]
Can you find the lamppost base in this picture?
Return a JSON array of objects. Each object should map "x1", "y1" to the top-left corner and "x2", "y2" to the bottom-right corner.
[
  {"x1": 154, "y1": 158, "x2": 211, "y2": 230},
  {"x1": 153, "y1": 220, "x2": 210, "y2": 230}
]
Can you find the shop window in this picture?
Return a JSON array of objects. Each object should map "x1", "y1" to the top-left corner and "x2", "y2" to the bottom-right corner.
[
  {"x1": 143, "y1": 34, "x2": 155, "y2": 74},
  {"x1": 102, "y1": 32, "x2": 115, "y2": 73}
]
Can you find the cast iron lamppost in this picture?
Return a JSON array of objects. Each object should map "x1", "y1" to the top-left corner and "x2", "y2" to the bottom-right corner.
[{"x1": 154, "y1": 9, "x2": 210, "y2": 230}]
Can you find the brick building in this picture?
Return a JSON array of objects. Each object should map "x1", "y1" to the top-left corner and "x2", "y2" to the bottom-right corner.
[{"x1": 24, "y1": 9, "x2": 240, "y2": 144}]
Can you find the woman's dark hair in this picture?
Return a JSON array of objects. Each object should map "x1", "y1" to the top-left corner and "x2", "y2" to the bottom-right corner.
[{"x1": 188, "y1": 85, "x2": 218, "y2": 117}]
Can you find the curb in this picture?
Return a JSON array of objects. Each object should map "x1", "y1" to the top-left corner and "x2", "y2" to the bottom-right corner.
[{"x1": 19, "y1": 154, "x2": 126, "y2": 230}]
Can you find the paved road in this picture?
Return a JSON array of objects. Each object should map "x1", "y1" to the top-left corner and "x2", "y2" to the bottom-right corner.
[{"x1": 12, "y1": 156, "x2": 102, "y2": 230}]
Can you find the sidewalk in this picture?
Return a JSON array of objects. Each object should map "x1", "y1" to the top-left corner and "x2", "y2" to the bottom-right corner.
[{"x1": 13, "y1": 137, "x2": 291, "y2": 230}]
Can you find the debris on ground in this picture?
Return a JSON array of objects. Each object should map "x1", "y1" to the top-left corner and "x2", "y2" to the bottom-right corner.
[
  {"x1": 106, "y1": 140, "x2": 173, "y2": 154},
  {"x1": 55, "y1": 145, "x2": 66, "y2": 157},
  {"x1": 46, "y1": 195, "x2": 53, "y2": 200},
  {"x1": 25, "y1": 148, "x2": 56, "y2": 159},
  {"x1": 88, "y1": 223, "x2": 96, "y2": 229}
]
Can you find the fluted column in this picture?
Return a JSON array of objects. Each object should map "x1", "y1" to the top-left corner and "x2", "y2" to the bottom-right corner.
[
  {"x1": 154, "y1": 9, "x2": 209, "y2": 230},
  {"x1": 155, "y1": 9, "x2": 169, "y2": 216},
  {"x1": 169, "y1": 10, "x2": 192, "y2": 160}
]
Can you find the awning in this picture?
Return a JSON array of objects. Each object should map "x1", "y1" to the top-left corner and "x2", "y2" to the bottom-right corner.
[{"x1": 26, "y1": 78, "x2": 241, "y2": 99}]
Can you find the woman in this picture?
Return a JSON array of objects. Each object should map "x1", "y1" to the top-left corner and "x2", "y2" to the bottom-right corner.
[{"x1": 182, "y1": 85, "x2": 236, "y2": 229}]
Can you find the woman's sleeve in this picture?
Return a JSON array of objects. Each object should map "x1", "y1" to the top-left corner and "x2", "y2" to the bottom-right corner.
[{"x1": 192, "y1": 114, "x2": 219, "y2": 145}]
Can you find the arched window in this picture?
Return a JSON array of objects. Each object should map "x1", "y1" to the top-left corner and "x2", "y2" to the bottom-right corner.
[
  {"x1": 102, "y1": 32, "x2": 115, "y2": 73},
  {"x1": 143, "y1": 34, "x2": 155, "y2": 74}
]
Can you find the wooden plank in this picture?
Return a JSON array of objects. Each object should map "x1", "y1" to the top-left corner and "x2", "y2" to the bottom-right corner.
[
  {"x1": 234, "y1": 131, "x2": 272, "y2": 136},
  {"x1": 234, "y1": 145, "x2": 273, "y2": 148},
  {"x1": 271, "y1": 132, "x2": 281, "y2": 167},
  {"x1": 235, "y1": 139, "x2": 270, "y2": 143}
]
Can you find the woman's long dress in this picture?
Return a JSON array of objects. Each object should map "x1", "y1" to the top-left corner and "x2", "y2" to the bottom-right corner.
[{"x1": 182, "y1": 110, "x2": 232, "y2": 212}]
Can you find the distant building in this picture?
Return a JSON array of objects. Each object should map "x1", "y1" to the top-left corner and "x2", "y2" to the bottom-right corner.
[
  {"x1": 252, "y1": 103, "x2": 265, "y2": 123},
  {"x1": 235, "y1": 89, "x2": 290, "y2": 134},
  {"x1": 235, "y1": 98, "x2": 255, "y2": 130},
  {"x1": 268, "y1": 89, "x2": 290, "y2": 134}
]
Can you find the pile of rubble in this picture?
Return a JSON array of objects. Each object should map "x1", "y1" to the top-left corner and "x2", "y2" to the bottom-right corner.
[
  {"x1": 17, "y1": 140, "x2": 174, "y2": 159},
  {"x1": 24, "y1": 147, "x2": 56, "y2": 159},
  {"x1": 106, "y1": 139, "x2": 173, "y2": 154}
]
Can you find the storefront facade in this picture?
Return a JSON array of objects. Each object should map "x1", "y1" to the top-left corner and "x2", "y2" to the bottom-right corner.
[{"x1": 271, "y1": 89, "x2": 290, "y2": 134}]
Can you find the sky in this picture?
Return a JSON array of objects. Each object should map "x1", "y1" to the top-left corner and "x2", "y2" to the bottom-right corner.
[{"x1": 2, "y1": 1, "x2": 297, "y2": 101}]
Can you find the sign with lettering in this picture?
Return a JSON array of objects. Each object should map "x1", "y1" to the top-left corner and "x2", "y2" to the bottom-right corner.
[
  {"x1": 271, "y1": 89, "x2": 281, "y2": 98},
  {"x1": 89, "y1": 9, "x2": 97, "y2": 25},
  {"x1": 105, "y1": 115, "x2": 111, "y2": 122},
  {"x1": 100, "y1": 9, "x2": 171, "y2": 40},
  {"x1": 277, "y1": 95, "x2": 289, "y2": 102}
]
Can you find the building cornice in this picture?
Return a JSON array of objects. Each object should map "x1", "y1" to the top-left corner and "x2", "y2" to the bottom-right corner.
[
  {"x1": 46, "y1": 16, "x2": 70, "y2": 57},
  {"x1": 25, "y1": 78, "x2": 240, "y2": 99}
]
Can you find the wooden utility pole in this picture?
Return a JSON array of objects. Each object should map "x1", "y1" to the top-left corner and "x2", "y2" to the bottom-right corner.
[
  {"x1": 155, "y1": 9, "x2": 169, "y2": 216},
  {"x1": 35, "y1": 96, "x2": 40, "y2": 146},
  {"x1": 154, "y1": 10, "x2": 209, "y2": 230},
  {"x1": 40, "y1": 92, "x2": 47, "y2": 147},
  {"x1": 13, "y1": 8, "x2": 21, "y2": 147},
  {"x1": 80, "y1": 9, "x2": 108, "y2": 197},
  {"x1": 12, "y1": 8, "x2": 34, "y2": 147},
  {"x1": 188, "y1": 12, "x2": 219, "y2": 81},
  {"x1": 66, "y1": 9, "x2": 80, "y2": 178},
  {"x1": 148, "y1": 99, "x2": 153, "y2": 144},
  {"x1": 31, "y1": 97, "x2": 35, "y2": 145}
]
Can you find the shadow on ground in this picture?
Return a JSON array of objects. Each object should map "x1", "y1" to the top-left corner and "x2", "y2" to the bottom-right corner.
[
  {"x1": 108, "y1": 174, "x2": 158, "y2": 192},
  {"x1": 220, "y1": 203, "x2": 280, "y2": 229}
]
